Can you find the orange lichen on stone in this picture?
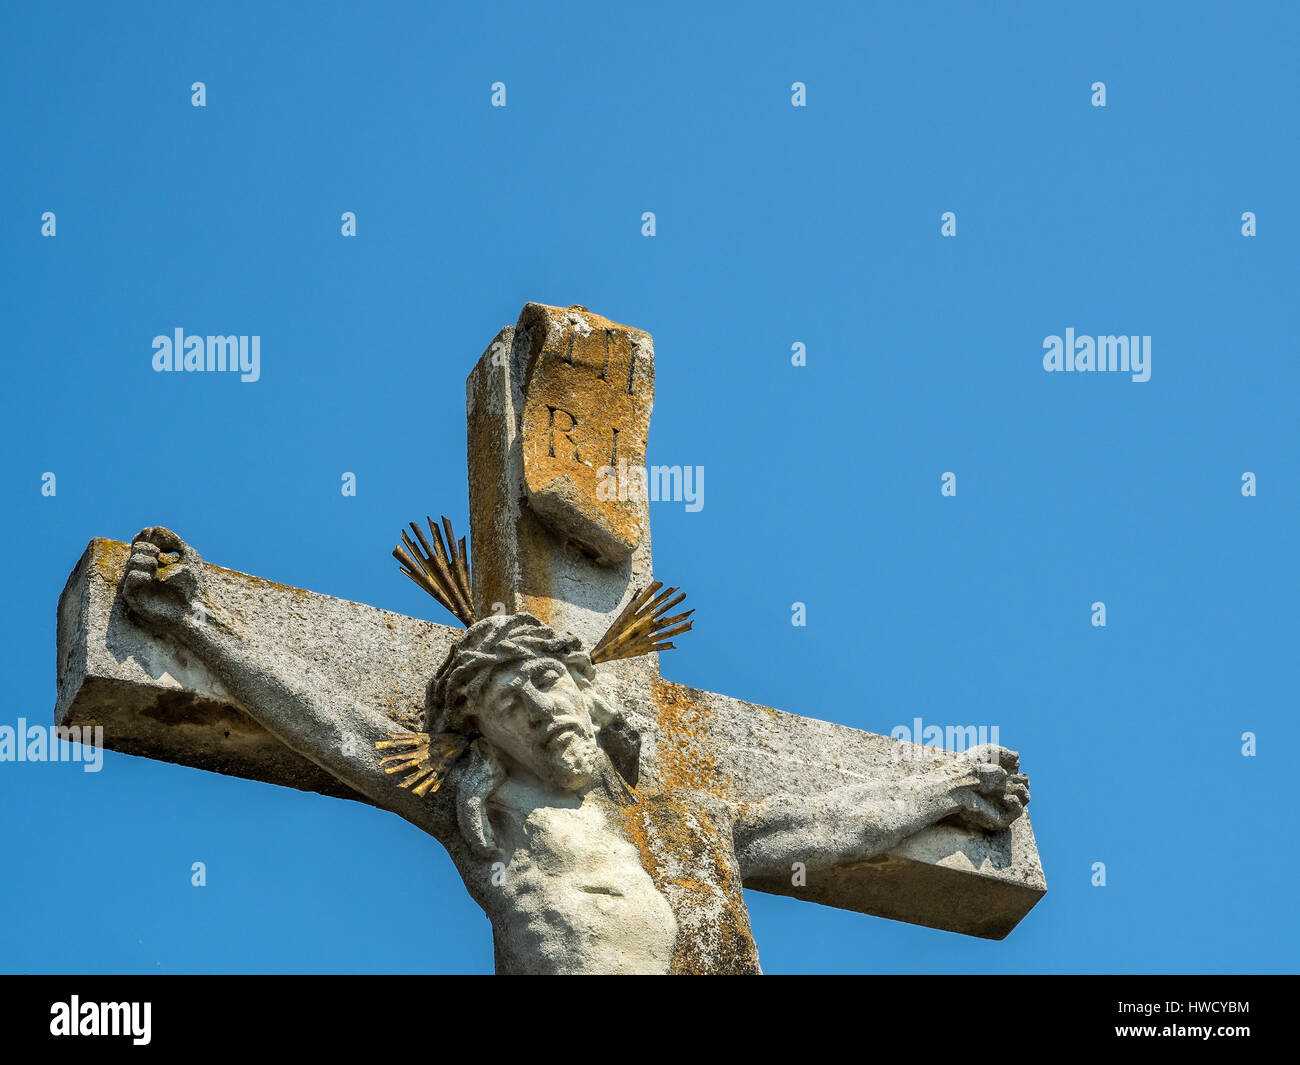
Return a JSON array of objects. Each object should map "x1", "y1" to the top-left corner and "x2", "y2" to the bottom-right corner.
[
  {"x1": 649, "y1": 677, "x2": 732, "y2": 799},
  {"x1": 517, "y1": 302, "x2": 653, "y2": 565},
  {"x1": 465, "y1": 345, "x2": 509, "y2": 621},
  {"x1": 91, "y1": 540, "x2": 127, "y2": 582},
  {"x1": 606, "y1": 678, "x2": 759, "y2": 973},
  {"x1": 515, "y1": 509, "x2": 557, "y2": 627},
  {"x1": 93, "y1": 539, "x2": 284, "y2": 596},
  {"x1": 617, "y1": 790, "x2": 760, "y2": 975}
]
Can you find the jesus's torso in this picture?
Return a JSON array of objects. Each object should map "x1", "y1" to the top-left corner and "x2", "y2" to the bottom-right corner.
[{"x1": 479, "y1": 779, "x2": 761, "y2": 974}]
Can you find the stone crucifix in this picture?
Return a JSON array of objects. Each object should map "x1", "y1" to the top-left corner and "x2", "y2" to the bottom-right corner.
[{"x1": 56, "y1": 302, "x2": 1046, "y2": 974}]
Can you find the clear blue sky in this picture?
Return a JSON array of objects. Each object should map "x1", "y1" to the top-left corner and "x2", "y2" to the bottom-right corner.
[{"x1": 2, "y1": 1, "x2": 1295, "y2": 974}]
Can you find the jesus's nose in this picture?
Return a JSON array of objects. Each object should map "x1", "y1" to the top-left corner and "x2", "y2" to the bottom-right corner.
[{"x1": 526, "y1": 696, "x2": 561, "y2": 726}]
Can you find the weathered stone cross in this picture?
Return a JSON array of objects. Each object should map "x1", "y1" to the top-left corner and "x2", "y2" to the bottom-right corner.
[{"x1": 56, "y1": 302, "x2": 1045, "y2": 973}]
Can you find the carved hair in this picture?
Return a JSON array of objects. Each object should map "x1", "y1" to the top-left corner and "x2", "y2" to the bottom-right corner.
[{"x1": 425, "y1": 613, "x2": 590, "y2": 733}]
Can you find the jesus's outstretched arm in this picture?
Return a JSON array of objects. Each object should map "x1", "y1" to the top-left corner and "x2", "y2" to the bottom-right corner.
[
  {"x1": 731, "y1": 745, "x2": 1029, "y2": 880},
  {"x1": 119, "y1": 526, "x2": 442, "y2": 838}
]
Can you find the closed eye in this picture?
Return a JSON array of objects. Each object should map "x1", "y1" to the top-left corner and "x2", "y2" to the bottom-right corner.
[{"x1": 502, "y1": 690, "x2": 527, "y2": 717}]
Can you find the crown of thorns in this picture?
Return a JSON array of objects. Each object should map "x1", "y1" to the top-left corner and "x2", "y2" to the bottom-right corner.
[{"x1": 377, "y1": 516, "x2": 693, "y2": 797}]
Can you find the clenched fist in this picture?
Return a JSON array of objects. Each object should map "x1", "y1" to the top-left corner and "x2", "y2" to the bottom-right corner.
[{"x1": 121, "y1": 526, "x2": 204, "y2": 631}]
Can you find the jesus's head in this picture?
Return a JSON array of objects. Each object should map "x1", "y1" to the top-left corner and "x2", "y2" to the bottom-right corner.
[{"x1": 428, "y1": 614, "x2": 611, "y2": 792}]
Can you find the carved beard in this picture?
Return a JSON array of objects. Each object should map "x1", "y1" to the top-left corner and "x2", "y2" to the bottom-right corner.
[
  {"x1": 539, "y1": 731, "x2": 637, "y2": 807},
  {"x1": 539, "y1": 729, "x2": 604, "y2": 793}
]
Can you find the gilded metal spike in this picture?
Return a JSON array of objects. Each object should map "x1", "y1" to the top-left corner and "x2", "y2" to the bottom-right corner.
[
  {"x1": 397, "y1": 562, "x2": 455, "y2": 615},
  {"x1": 651, "y1": 620, "x2": 695, "y2": 642},
  {"x1": 590, "y1": 582, "x2": 694, "y2": 664},
  {"x1": 412, "y1": 522, "x2": 463, "y2": 616},
  {"x1": 427, "y1": 517, "x2": 475, "y2": 623},
  {"x1": 396, "y1": 540, "x2": 445, "y2": 600},
  {"x1": 399, "y1": 765, "x2": 437, "y2": 788},
  {"x1": 454, "y1": 535, "x2": 474, "y2": 611},
  {"x1": 376, "y1": 733, "x2": 426, "y2": 749},
  {"x1": 441, "y1": 516, "x2": 459, "y2": 565},
  {"x1": 373, "y1": 731, "x2": 469, "y2": 797},
  {"x1": 597, "y1": 604, "x2": 693, "y2": 660},
  {"x1": 589, "y1": 583, "x2": 659, "y2": 661},
  {"x1": 650, "y1": 591, "x2": 687, "y2": 619},
  {"x1": 408, "y1": 523, "x2": 445, "y2": 583},
  {"x1": 393, "y1": 516, "x2": 476, "y2": 626}
]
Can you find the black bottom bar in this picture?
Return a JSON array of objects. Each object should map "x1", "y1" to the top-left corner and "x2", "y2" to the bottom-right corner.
[{"x1": 0, "y1": 974, "x2": 1289, "y2": 1052}]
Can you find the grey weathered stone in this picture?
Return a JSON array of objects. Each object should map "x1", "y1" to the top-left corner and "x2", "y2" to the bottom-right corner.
[
  {"x1": 55, "y1": 302, "x2": 1047, "y2": 974},
  {"x1": 58, "y1": 540, "x2": 1045, "y2": 944},
  {"x1": 56, "y1": 538, "x2": 453, "y2": 807},
  {"x1": 467, "y1": 309, "x2": 658, "y2": 648},
  {"x1": 515, "y1": 303, "x2": 654, "y2": 566}
]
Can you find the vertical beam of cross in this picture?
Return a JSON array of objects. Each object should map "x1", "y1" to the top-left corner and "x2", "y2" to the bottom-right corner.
[{"x1": 466, "y1": 303, "x2": 658, "y2": 652}]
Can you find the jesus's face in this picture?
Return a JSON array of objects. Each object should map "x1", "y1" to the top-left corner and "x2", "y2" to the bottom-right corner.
[{"x1": 474, "y1": 657, "x2": 603, "y2": 792}]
